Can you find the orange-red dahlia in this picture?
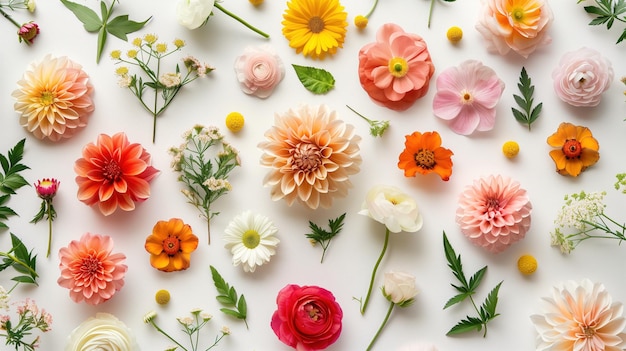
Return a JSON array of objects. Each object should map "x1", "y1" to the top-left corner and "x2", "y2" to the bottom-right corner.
[
  {"x1": 145, "y1": 218, "x2": 199, "y2": 272},
  {"x1": 547, "y1": 122, "x2": 599, "y2": 177},
  {"x1": 57, "y1": 233, "x2": 127, "y2": 305},
  {"x1": 397, "y1": 131, "x2": 453, "y2": 181},
  {"x1": 74, "y1": 132, "x2": 159, "y2": 216}
]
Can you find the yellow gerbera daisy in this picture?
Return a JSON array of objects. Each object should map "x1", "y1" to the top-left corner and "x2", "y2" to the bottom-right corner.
[{"x1": 281, "y1": 0, "x2": 348, "y2": 60}]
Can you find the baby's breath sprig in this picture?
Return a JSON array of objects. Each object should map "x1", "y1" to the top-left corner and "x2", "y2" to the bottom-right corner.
[
  {"x1": 112, "y1": 35, "x2": 213, "y2": 143},
  {"x1": 305, "y1": 213, "x2": 346, "y2": 263},
  {"x1": 346, "y1": 105, "x2": 389, "y2": 138},
  {"x1": 169, "y1": 125, "x2": 240, "y2": 245}
]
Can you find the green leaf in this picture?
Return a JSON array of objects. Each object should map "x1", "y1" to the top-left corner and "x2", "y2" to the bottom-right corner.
[
  {"x1": 106, "y1": 15, "x2": 152, "y2": 41},
  {"x1": 305, "y1": 213, "x2": 346, "y2": 263},
  {"x1": 443, "y1": 292, "x2": 469, "y2": 309},
  {"x1": 446, "y1": 316, "x2": 483, "y2": 335},
  {"x1": 210, "y1": 266, "x2": 248, "y2": 325},
  {"x1": 511, "y1": 67, "x2": 542, "y2": 131},
  {"x1": 60, "y1": 0, "x2": 103, "y2": 32},
  {"x1": 220, "y1": 308, "x2": 242, "y2": 318},
  {"x1": 468, "y1": 266, "x2": 487, "y2": 292},
  {"x1": 480, "y1": 281, "x2": 503, "y2": 320},
  {"x1": 96, "y1": 27, "x2": 107, "y2": 64},
  {"x1": 581, "y1": 0, "x2": 626, "y2": 43},
  {"x1": 443, "y1": 232, "x2": 468, "y2": 290},
  {"x1": 292, "y1": 64, "x2": 335, "y2": 94}
]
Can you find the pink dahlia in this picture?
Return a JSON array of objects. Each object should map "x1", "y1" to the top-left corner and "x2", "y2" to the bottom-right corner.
[
  {"x1": 58, "y1": 233, "x2": 127, "y2": 305},
  {"x1": 258, "y1": 104, "x2": 361, "y2": 209},
  {"x1": 433, "y1": 60, "x2": 505, "y2": 135},
  {"x1": 358, "y1": 23, "x2": 435, "y2": 111},
  {"x1": 456, "y1": 175, "x2": 532, "y2": 253}
]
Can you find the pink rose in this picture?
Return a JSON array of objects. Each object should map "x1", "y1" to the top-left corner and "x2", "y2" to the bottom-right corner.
[
  {"x1": 475, "y1": 0, "x2": 553, "y2": 58},
  {"x1": 234, "y1": 45, "x2": 285, "y2": 99},
  {"x1": 552, "y1": 47, "x2": 614, "y2": 107},
  {"x1": 271, "y1": 284, "x2": 343, "y2": 351},
  {"x1": 358, "y1": 23, "x2": 435, "y2": 111}
]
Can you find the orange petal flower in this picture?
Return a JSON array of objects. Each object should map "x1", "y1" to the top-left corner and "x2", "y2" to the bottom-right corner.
[
  {"x1": 547, "y1": 122, "x2": 599, "y2": 177},
  {"x1": 74, "y1": 133, "x2": 159, "y2": 216},
  {"x1": 398, "y1": 131, "x2": 453, "y2": 181},
  {"x1": 145, "y1": 218, "x2": 199, "y2": 272}
]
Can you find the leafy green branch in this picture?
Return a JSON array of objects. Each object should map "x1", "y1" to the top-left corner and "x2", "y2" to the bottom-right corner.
[
  {"x1": 210, "y1": 266, "x2": 248, "y2": 329},
  {"x1": 305, "y1": 213, "x2": 345, "y2": 263},
  {"x1": 443, "y1": 232, "x2": 502, "y2": 337},
  {"x1": 0, "y1": 233, "x2": 39, "y2": 289},
  {"x1": 511, "y1": 67, "x2": 542, "y2": 131},
  {"x1": 0, "y1": 138, "x2": 30, "y2": 230},
  {"x1": 578, "y1": 0, "x2": 626, "y2": 44}
]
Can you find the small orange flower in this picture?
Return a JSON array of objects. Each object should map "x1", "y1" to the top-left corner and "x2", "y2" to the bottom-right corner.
[
  {"x1": 398, "y1": 131, "x2": 453, "y2": 181},
  {"x1": 547, "y1": 122, "x2": 599, "y2": 177},
  {"x1": 145, "y1": 218, "x2": 199, "y2": 272}
]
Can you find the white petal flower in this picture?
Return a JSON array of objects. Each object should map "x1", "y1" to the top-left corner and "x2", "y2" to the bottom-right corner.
[
  {"x1": 223, "y1": 211, "x2": 279, "y2": 273},
  {"x1": 358, "y1": 185, "x2": 423, "y2": 233},
  {"x1": 383, "y1": 271, "x2": 418, "y2": 305},
  {"x1": 176, "y1": 0, "x2": 215, "y2": 30},
  {"x1": 66, "y1": 313, "x2": 138, "y2": 351}
]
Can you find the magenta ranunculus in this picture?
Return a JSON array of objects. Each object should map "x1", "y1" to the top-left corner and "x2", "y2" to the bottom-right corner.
[
  {"x1": 271, "y1": 284, "x2": 343, "y2": 351},
  {"x1": 234, "y1": 44, "x2": 285, "y2": 99},
  {"x1": 552, "y1": 47, "x2": 614, "y2": 107}
]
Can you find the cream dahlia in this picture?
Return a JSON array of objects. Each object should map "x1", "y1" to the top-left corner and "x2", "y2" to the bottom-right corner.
[
  {"x1": 12, "y1": 54, "x2": 94, "y2": 141},
  {"x1": 456, "y1": 175, "x2": 532, "y2": 253},
  {"x1": 531, "y1": 279, "x2": 626, "y2": 351},
  {"x1": 258, "y1": 104, "x2": 361, "y2": 209}
]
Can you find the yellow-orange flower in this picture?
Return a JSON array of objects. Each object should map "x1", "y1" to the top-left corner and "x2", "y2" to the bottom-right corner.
[
  {"x1": 12, "y1": 54, "x2": 94, "y2": 141},
  {"x1": 547, "y1": 122, "x2": 599, "y2": 177},
  {"x1": 281, "y1": 0, "x2": 348, "y2": 59},
  {"x1": 145, "y1": 218, "x2": 199, "y2": 272},
  {"x1": 398, "y1": 131, "x2": 453, "y2": 181}
]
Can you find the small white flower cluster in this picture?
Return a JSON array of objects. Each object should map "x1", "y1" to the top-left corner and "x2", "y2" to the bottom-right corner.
[
  {"x1": 0, "y1": 285, "x2": 9, "y2": 311},
  {"x1": 203, "y1": 177, "x2": 232, "y2": 192},
  {"x1": 555, "y1": 191, "x2": 606, "y2": 231}
]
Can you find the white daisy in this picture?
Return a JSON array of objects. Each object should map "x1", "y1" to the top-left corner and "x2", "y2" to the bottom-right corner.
[{"x1": 223, "y1": 211, "x2": 279, "y2": 272}]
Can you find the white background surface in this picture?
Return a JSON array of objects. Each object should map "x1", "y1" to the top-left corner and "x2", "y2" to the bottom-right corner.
[{"x1": 1, "y1": 0, "x2": 626, "y2": 350}]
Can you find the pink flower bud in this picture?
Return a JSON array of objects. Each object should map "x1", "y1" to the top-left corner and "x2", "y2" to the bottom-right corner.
[{"x1": 18, "y1": 22, "x2": 39, "y2": 44}]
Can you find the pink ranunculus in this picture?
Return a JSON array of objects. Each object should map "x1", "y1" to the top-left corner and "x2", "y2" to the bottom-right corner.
[
  {"x1": 552, "y1": 47, "x2": 614, "y2": 107},
  {"x1": 456, "y1": 175, "x2": 532, "y2": 254},
  {"x1": 475, "y1": 0, "x2": 553, "y2": 58},
  {"x1": 271, "y1": 284, "x2": 343, "y2": 351},
  {"x1": 234, "y1": 44, "x2": 285, "y2": 99},
  {"x1": 358, "y1": 23, "x2": 435, "y2": 111},
  {"x1": 433, "y1": 60, "x2": 505, "y2": 135}
]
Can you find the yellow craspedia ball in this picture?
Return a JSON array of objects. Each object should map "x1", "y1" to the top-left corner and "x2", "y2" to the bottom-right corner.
[
  {"x1": 446, "y1": 26, "x2": 463, "y2": 43},
  {"x1": 155, "y1": 289, "x2": 171, "y2": 305},
  {"x1": 517, "y1": 254, "x2": 537, "y2": 275},
  {"x1": 225, "y1": 112, "x2": 245, "y2": 132},
  {"x1": 502, "y1": 141, "x2": 520, "y2": 158},
  {"x1": 354, "y1": 15, "x2": 368, "y2": 29},
  {"x1": 249, "y1": 0, "x2": 264, "y2": 5}
]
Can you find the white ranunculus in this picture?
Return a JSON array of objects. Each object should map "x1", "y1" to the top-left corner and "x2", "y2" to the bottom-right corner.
[
  {"x1": 65, "y1": 313, "x2": 139, "y2": 351},
  {"x1": 176, "y1": 0, "x2": 215, "y2": 30},
  {"x1": 358, "y1": 185, "x2": 423, "y2": 233},
  {"x1": 383, "y1": 271, "x2": 418, "y2": 305}
]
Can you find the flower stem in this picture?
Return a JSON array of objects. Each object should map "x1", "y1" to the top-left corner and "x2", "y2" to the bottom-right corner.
[
  {"x1": 428, "y1": 0, "x2": 435, "y2": 28},
  {"x1": 361, "y1": 227, "x2": 390, "y2": 315},
  {"x1": 366, "y1": 301, "x2": 395, "y2": 351},
  {"x1": 46, "y1": 200, "x2": 52, "y2": 258},
  {"x1": 365, "y1": 0, "x2": 379, "y2": 18},
  {"x1": 0, "y1": 253, "x2": 38, "y2": 278},
  {"x1": 149, "y1": 320, "x2": 188, "y2": 351},
  {"x1": 0, "y1": 7, "x2": 21, "y2": 28},
  {"x1": 207, "y1": 220, "x2": 211, "y2": 245},
  {"x1": 214, "y1": 3, "x2": 269, "y2": 39}
]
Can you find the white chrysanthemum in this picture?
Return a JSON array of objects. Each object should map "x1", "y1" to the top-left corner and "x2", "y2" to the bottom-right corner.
[{"x1": 223, "y1": 211, "x2": 279, "y2": 273}]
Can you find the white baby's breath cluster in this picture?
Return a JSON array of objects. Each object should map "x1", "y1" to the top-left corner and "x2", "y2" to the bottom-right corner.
[
  {"x1": 144, "y1": 309, "x2": 229, "y2": 351},
  {"x1": 555, "y1": 191, "x2": 606, "y2": 230}
]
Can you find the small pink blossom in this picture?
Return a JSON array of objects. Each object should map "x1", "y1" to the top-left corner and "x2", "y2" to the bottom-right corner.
[
  {"x1": 552, "y1": 47, "x2": 614, "y2": 107},
  {"x1": 433, "y1": 60, "x2": 505, "y2": 135},
  {"x1": 234, "y1": 45, "x2": 285, "y2": 99},
  {"x1": 18, "y1": 22, "x2": 39, "y2": 44}
]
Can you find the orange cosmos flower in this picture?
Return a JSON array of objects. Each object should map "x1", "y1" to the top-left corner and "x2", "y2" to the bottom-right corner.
[
  {"x1": 398, "y1": 131, "x2": 453, "y2": 181},
  {"x1": 74, "y1": 132, "x2": 159, "y2": 216},
  {"x1": 145, "y1": 218, "x2": 199, "y2": 272},
  {"x1": 547, "y1": 122, "x2": 599, "y2": 177}
]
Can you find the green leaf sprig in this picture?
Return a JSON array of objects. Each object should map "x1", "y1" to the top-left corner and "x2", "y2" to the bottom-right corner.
[
  {"x1": 210, "y1": 266, "x2": 248, "y2": 329},
  {"x1": 0, "y1": 138, "x2": 30, "y2": 230},
  {"x1": 427, "y1": 0, "x2": 457, "y2": 28},
  {"x1": 305, "y1": 213, "x2": 345, "y2": 263},
  {"x1": 292, "y1": 64, "x2": 335, "y2": 94},
  {"x1": 443, "y1": 232, "x2": 502, "y2": 337},
  {"x1": 578, "y1": 0, "x2": 626, "y2": 44},
  {"x1": 0, "y1": 233, "x2": 39, "y2": 291},
  {"x1": 346, "y1": 105, "x2": 389, "y2": 138},
  {"x1": 511, "y1": 67, "x2": 543, "y2": 131},
  {"x1": 60, "y1": 0, "x2": 151, "y2": 63}
]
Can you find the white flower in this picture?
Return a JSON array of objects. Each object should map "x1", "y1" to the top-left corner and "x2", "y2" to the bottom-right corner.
[
  {"x1": 117, "y1": 74, "x2": 131, "y2": 88},
  {"x1": 223, "y1": 211, "x2": 280, "y2": 273},
  {"x1": 159, "y1": 72, "x2": 182, "y2": 88},
  {"x1": 383, "y1": 271, "x2": 418, "y2": 305},
  {"x1": 65, "y1": 313, "x2": 139, "y2": 351},
  {"x1": 176, "y1": 0, "x2": 215, "y2": 30},
  {"x1": 0, "y1": 286, "x2": 9, "y2": 310},
  {"x1": 26, "y1": 0, "x2": 35, "y2": 12},
  {"x1": 358, "y1": 185, "x2": 423, "y2": 233}
]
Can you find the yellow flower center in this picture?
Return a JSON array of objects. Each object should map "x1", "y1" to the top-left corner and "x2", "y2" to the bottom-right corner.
[
  {"x1": 582, "y1": 325, "x2": 596, "y2": 338},
  {"x1": 308, "y1": 16, "x2": 325, "y2": 33},
  {"x1": 162, "y1": 236, "x2": 181, "y2": 256},
  {"x1": 414, "y1": 149, "x2": 435, "y2": 169},
  {"x1": 388, "y1": 57, "x2": 408, "y2": 78},
  {"x1": 511, "y1": 7, "x2": 525, "y2": 22},
  {"x1": 562, "y1": 139, "x2": 582, "y2": 159},
  {"x1": 40, "y1": 91, "x2": 55, "y2": 106},
  {"x1": 242, "y1": 230, "x2": 260, "y2": 249}
]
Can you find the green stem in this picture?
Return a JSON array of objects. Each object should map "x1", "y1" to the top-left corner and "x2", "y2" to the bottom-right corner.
[
  {"x1": 0, "y1": 253, "x2": 38, "y2": 278},
  {"x1": 152, "y1": 57, "x2": 161, "y2": 143},
  {"x1": 149, "y1": 321, "x2": 188, "y2": 351},
  {"x1": 428, "y1": 0, "x2": 435, "y2": 28},
  {"x1": 214, "y1": 3, "x2": 269, "y2": 39},
  {"x1": 346, "y1": 105, "x2": 374, "y2": 124},
  {"x1": 361, "y1": 228, "x2": 390, "y2": 315},
  {"x1": 468, "y1": 295, "x2": 488, "y2": 337},
  {"x1": 366, "y1": 301, "x2": 395, "y2": 351},
  {"x1": 0, "y1": 7, "x2": 21, "y2": 28},
  {"x1": 365, "y1": 0, "x2": 379, "y2": 18}
]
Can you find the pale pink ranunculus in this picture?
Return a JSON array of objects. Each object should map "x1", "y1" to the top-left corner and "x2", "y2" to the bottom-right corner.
[
  {"x1": 475, "y1": 0, "x2": 553, "y2": 58},
  {"x1": 358, "y1": 23, "x2": 435, "y2": 111},
  {"x1": 456, "y1": 175, "x2": 532, "y2": 254},
  {"x1": 433, "y1": 60, "x2": 505, "y2": 135},
  {"x1": 552, "y1": 47, "x2": 614, "y2": 107},
  {"x1": 234, "y1": 45, "x2": 285, "y2": 99}
]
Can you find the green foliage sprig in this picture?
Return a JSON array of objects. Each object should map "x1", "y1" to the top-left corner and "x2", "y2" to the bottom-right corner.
[
  {"x1": 60, "y1": 0, "x2": 151, "y2": 63},
  {"x1": 0, "y1": 139, "x2": 30, "y2": 230},
  {"x1": 578, "y1": 0, "x2": 626, "y2": 43},
  {"x1": 427, "y1": 0, "x2": 456, "y2": 28},
  {"x1": 443, "y1": 232, "x2": 502, "y2": 337},
  {"x1": 346, "y1": 105, "x2": 389, "y2": 138},
  {"x1": 511, "y1": 67, "x2": 542, "y2": 131},
  {"x1": 210, "y1": 266, "x2": 248, "y2": 329},
  {"x1": 292, "y1": 64, "x2": 335, "y2": 94},
  {"x1": 305, "y1": 213, "x2": 345, "y2": 263},
  {"x1": 0, "y1": 233, "x2": 39, "y2": 288}
]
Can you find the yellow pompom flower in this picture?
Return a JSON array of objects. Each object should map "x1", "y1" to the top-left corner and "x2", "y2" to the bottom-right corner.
[
  {"x1": 447, "y1": 26, "x2": 463, "y2": 43},
  {"x1": 110, "y1": 50, "x2": 121, "y2": 60},
  {"x1": 354, "y1": 15, "x2": 368, "y2": 29},
  {"x1": 144, "y1": 34, "x2": 158, "y2": 45},
  {"x1": 155, "y1": 289, "x2": 171, "y2": 305},
  {"x1": 132, "y1": 37, "x2": 142, "y2": 47},
  {"x1": 156, "y1": 43, "x2": 167, "y2": 53},
  {"x1": 226, "y1": 112, "x2": 245, "y2": 132},
  {"x1": 115, "y1": 66, "x2": 129, "y2": 76},
  {"x1": 517, "y1": 254, "x2": 537, "y2": 275},
  {"x1": 173, "y1": 38, "x2": 185, "y2": 49},
  {"x1": 249, "y1": 0, "x2": 264, "y2": 5},
  {"x1": 127, "y1": 49, "x2": 138, "y2": 59},
  {"x1": 502, "y1": 140, "x2": 519, "y2": 158}
]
